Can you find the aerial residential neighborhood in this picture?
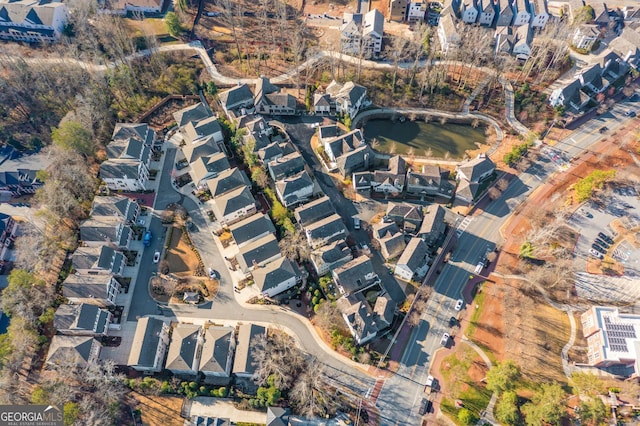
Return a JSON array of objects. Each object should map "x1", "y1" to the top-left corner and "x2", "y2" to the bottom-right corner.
[{"x1": 1, "y1": 0, "x2": 640, "y2": 424}]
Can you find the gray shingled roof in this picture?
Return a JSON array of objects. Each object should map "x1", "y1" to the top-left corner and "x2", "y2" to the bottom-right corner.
[
  {"x1": 311, "y1": 239, "x2": 352, "y2": 270},
  {"x1": 53, "y1": 303, "x2": 109, "y2": 335},
  {"x1": 206, "y1": 168, "x2": 251, "y2": 198},
  {"x1": 252, "y1": 257, "x2": 301, "y2": 294},
  {"x1": 112, "y1": 123, "x2": 153, "y2": 145},
  {"x1": 304, "y1": 213, "x2": 347, "y2": 245},
  {"x1": 212, "y1": 186, "x2": 256, "y2": 219},
  {"x1": 91, "y1": 195, "x2": 137, "y2": 222},
  {"x1": 325, "y1": 129, "x2": 365, "y2": 159},
  {"x1": 99, "y1": 159, "x2": 142, "y2": 182},
  {"x1": 373, "y1": 294, "x2": 395, "y2": 328},
  {"x1": 397, "y1": 238, "x2": 429, "y2": 272},
  {"x1": 333, "y1": 256, "x2": 379, "y2": 295},
  {"x1": 183, "y1": 116, "x2": 222, "y2": 144},
  {"x1": 199, "y1": 325, "x2": 234, "y2": 374},
  {"x1": 128, "y1": 317, "x2": 167, "y2": 368},
  {"x1": 183, "y1": 136, "x2": 220, "y2": 164},
  {"x1": 72, "y1": 245, "x2": 123, "y2": 274},
  {"x1": 46, "y1": 335, "x2": 97, "y2": 366},
  {"x1": 219, "y1": 84, "x2": 255, "y2": 110},
  {"x1": 232, "y1": 323, "x2": 266, "y2": 375},
  {"x1": 458, "y1": 156, "x2": 495, "y2": 183},
  {"x1": 336, "y1": 145, "x2": 372, "y2": 177},
  {"x1": 294, "y1": 195, "x2": 336, "y2": 226},
  {"x1": 336, "y1": 81, "x2": 367, "y2": 106},
  {"x1": 275, "y1": 171, "x2": 314, "y2": 206},
  {"x1": 173, "y1": 102, "x2": 212, "y2": 128},
  {"x1": 236, "y1": 234, "x2": 281, "y2": 272},
  {"x1": 190, "y1": 152, "x2": 231, "y2": 184},
  {"x1": 62, "y1": 274, "x2": 115, "y2": 301},
  {"x1": 229, "y1": 213, "x2": 276, "y2": 247},
  {"x1": 419, "y1": 205, "x2": 446, "y2": 236},
  {"x1": 268, "y1": 152, "x2": 306, "y2": 180},
  {"x1": 337, "y1": 293, "x2": 378, "y2": 342},
  {"x1": 166, "y1": 324, "x2": 201, "y2": 372}
]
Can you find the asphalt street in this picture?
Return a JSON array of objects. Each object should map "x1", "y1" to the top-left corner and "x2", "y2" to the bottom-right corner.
[
  {"x1": 124, "y1": 142, "x2": 377, "y2": 395},
  {"x1": 374, "y1": 97, "x2": 640, "y2": 424}
]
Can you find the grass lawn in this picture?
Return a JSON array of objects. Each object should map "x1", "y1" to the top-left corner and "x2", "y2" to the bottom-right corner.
[
  {"x1": 441, "y1": 386, "x2": 493, "y2": 425},
  {"x1": 124, "y1": 18, "x2": 170, "y2": 38},
  {"x1": 440, "y1": 346, "x2": 492, "y2": 425},
  {"x1": 464, "y1": 290, "x2": 486, "y2": 339}
]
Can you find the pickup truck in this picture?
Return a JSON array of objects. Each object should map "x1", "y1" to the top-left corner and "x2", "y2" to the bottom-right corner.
[{"x1": 143, "y1": 231, "x2": 152, "y2": 247}]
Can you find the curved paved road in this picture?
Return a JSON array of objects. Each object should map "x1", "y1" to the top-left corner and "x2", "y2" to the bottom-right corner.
[{"x1": 127, "y1": 145, "x2": 377, "y2": 394}]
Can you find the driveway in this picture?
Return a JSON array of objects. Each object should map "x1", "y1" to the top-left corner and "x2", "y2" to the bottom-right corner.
[{"x1": 276, "y1": 116, "x2": 407, "y2": 304}]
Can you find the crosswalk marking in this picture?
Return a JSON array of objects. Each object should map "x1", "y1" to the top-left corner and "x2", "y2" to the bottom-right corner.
[{"x1": 456, "y1": 216, "x2": 474, "y2": 237}]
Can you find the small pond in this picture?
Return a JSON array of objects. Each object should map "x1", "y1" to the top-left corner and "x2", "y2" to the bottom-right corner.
[{"x1": 363, "y1": 118, "x2": 488, "y2": 159}]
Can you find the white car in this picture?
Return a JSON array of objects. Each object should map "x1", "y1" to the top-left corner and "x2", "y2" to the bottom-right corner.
[
  {"x1": 425, "y1": 375, "x2": 435, "y2": 387},
  {"x1": 588, "y1": 249, "x2": 603, "y2": 259},
  {"x1": 440, "y1": 333, "x2": 450, "y2": 346},
  {"x1": 454, "y1": 299, "x2": 464, "y2": 311},
  {"x1": 153, "y1": 251, "x2": 160, "y2": 263}
]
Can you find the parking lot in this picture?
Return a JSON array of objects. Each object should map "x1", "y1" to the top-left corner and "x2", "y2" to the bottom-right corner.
[{"x1": 569, "y1": 185, "x2": 640, "y2": 303}]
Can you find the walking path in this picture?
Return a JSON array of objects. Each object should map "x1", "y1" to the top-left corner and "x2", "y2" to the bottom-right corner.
[
  {"x1": 1, "y1": 42, "x2": 530, "y2": 136},
  {"x1": 460, "y1": 337, "x2": 498, "y2": 426}
]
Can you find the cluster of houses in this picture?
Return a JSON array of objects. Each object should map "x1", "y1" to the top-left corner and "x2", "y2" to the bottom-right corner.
[
  {"x1": 320, "y1": 121, "x2": 495, "y2": 205},
  {"x1": 127, "y1": 320, "x2": 266, "y2": 385},
  {"x1": 45, "y1": 194, "x2": 143, "y2": 367},
  {"x1": 99, "y1": 123, "x2": 156, "y2": 192},
  {"x1": 549, "y1": 51, "x2": 630, "y2": 113},
  {"x1": 0, "y1": 0, "x2": 169, "y2": 44},
  {"x1": 427, "y1": 0, "x2": 637, "y2": 61},
  {"x1": 213, "y1": 81, "x2": 404, "y2": 346}
]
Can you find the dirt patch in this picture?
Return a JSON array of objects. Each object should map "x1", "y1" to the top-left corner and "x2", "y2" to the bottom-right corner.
[
  {"x1": 465, "y1": 282, "x2": 505, "y2": 362},
  {"x1": 128, "y1": 392, "x2": 184, "y2": 426},
  {"x1": 165, "y1": 227, "x2": 201, "y2": 277},
  {"x1": 490, "y1": 275, "x2": 570, "y2": 383}
]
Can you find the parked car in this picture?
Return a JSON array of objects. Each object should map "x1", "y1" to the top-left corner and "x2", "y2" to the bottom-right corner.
[
  {"x1": 418, "y1": 398, "x2": 432, "y2": 415},
  {"x1": 592, "y1": 243, "x2": 607, "y2": 254},
  {"x1": 578, "y1": 208, "x2": 593, "y2": 218},
  {"x1": 599, "y1": 126, "x2": 609, "y2": 133},
  {"x1": 205, "y1": 11, "x2": 220, "y2": 17},
  {"x1": 624, "y1": 110, "x2": 636, "y2": 117},
  {"x1": 595, "y1": 238, "x2": 609, "y2": 249},
  {"x1": 153, "y1": 251, "x2": 160, "y2": 263},
  {"x1": 454, "y1": 299, "x2": 464, "y2": 311},
  {"x1": 440, "y1": 333, "x2": 450, "y2": 346},
  {"x1": 208, "y1": 268, "x2": 218, "y2": 279},
  {"x1": 588, "y1": 249, "x2": 604, "y2": 259},
  {"x1": 598, "y1": 232, "x2": 614, "y2": 245},
  {"x1": 425, "y1": 375, "x2": 435, "y2": 388},
  {"x1": 353, "y1": 216, "x2": 361, "y2": 230}
]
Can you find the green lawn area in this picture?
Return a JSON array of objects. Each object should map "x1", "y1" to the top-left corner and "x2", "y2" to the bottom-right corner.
[
  {"x1": 441, "y1": 386, "x2": 492, "y2": 425},
  {"x1": 440, "y1": 346, "x2": 492, "y2": 425},
  {"x1": 464, "y1": 290, "x2": 486, "y2": 339},
  {"x1": 124, "y1": 18, "x2": 170, "y2": 37}
]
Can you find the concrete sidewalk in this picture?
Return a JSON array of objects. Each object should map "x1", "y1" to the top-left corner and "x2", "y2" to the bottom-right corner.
[{"x1": 188, "y1": 397, "x2": 266, "y2": 424}]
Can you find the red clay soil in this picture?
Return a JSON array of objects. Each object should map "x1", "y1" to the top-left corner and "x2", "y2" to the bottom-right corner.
[
  {"x1": 500, "y1": 128, "x2": 640, "y2": 258},
  {"x1": 464, "y1": 282, "x2": 506, "y2": 361}
]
